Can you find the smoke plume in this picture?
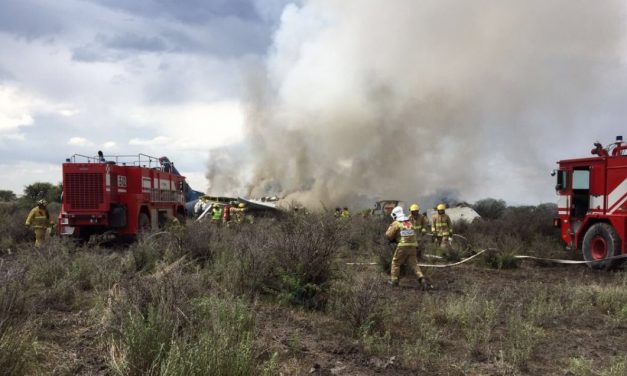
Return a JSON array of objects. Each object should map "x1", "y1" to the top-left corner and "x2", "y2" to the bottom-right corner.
[{"x1": 208, "y1": 0, "x2": 625, "y2": 208}]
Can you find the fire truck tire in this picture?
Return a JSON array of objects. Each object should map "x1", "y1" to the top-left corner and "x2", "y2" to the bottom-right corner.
[
  {"x1": 138, "y1": 212, "x2": 151, "y2": 233},
  {"x1": 582, "y1": 223, "x2": 621, "y2": 270}
]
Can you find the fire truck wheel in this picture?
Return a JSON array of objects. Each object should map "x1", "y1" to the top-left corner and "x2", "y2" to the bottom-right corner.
[
  {"x1": 582, "y1": 223, "x2": 621, "y2": 270},
  {"x1": 139, "y1": 212, "x2": 151, "y2": 233}
]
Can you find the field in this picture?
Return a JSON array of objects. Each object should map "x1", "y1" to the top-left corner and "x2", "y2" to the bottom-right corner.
[{"x1": 1, "y1": 202, "x2": 626, "y2": 376}]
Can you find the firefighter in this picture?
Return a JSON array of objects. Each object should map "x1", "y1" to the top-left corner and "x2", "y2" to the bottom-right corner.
[
  {"x1": 386, "y1": 206, "x2": 431, "y2": 289},
  {"x1": 230, "y1": 203, "x2": 247, "y2": 224},
  {"x1": 210, "y1": 203, "x2": 223, "y2": 224},
  {"x1": 409, "y1": 203, "x2": 429, "y2": 258},
  {"x1": 25, "y1": 199, "x2": 55, "y2": 247},
  {"x1": 334, "y1": 207, "x2": 342, "y2": 218},
  {"x1": 431, "y1": 203, "x2": 453, "y2": 249},
  {"x1": 341, "y1": 207, "x2": 350, "y2": 219}
]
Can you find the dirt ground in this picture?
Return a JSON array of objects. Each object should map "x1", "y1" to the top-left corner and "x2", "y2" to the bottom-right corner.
[{"x1": 26, "y1": 257, "x2": 625, "y2": 376}]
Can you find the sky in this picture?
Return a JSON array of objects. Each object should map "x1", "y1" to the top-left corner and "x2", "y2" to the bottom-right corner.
[{"x1": 1, "y1": 0, "x2": 627, "y2": 207}]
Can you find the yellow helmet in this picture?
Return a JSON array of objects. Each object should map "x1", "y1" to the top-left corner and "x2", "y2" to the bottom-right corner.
[
  {"x1": 410, "y1": 203, "x2": 419, "y2": 212},
  {"x1": 238, "y1": 203, "x2": 245, "y2": 208},
  {"x1": 437, "y1": 203, "x2": 446, "y2": 211}
]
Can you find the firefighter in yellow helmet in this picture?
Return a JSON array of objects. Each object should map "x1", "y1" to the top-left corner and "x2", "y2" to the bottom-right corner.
[
  {"x1": 409, "y1": 203, "x2": 429, "y2": 259},
  {"x1": 25, "y1": 199, "x2": 55, "y2": 247},
  {"x1": 230, "y1": 202, "x2": 247, "y2": 224},
  {"x1": 431, "y1": 203, "x2": 453, "y2": 249},
  {"x1": 385, "y1": 206, "x2": 431, "y2": 289}
]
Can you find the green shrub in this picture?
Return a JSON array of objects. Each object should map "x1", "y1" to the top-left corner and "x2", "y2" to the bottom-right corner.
[
  {"x1": 161, "y1": 297, "x2": 255, "y2": 376},
  {"x1": 498, "y1": 315, "x2": 544, "y2": 370},
  {"x1": 568, "y1": 356, "x2": 627, "y2": 376}
]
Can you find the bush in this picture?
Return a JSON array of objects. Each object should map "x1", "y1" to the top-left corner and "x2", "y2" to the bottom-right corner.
[
  {"x1": 160, "y1": 297, "x2": 255, "y2": 376},
  {"x1": 0, "y1": 265, "x2": 37, "y2": 375},
  {"x1": 329, "y1": 273, "x2": 386, "y2": 334},
  {"x1": 497, "y1": 314, "x2": 544, "y2": 371},
  {"x1": 0, "y1": 203, "x2": 32, "y2": 252},
  {"x1": 473, "y1": 198, "x2": 506, "y2": 220},
  {"x1": 207, "y1": 214, "x2": 341, "y2": 310}
]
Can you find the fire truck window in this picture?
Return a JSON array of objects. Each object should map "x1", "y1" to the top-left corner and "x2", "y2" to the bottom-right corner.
[
  {"x1": 556, "y1": 171, "x2": 567, "y2": 190},
  {"x1": 572, "y1": 170, "x2": 590, "y2": 190}
]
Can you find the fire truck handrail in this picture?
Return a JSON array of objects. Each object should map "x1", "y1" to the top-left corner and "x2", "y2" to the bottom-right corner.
[{"x1": 67, "y1": 153, "x2": 173, "y2": 171}]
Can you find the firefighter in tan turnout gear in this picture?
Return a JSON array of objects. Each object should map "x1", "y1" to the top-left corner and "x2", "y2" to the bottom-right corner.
[
  {"x1": 409, "y1": 203, "x2": 429, "y2": 259},
  {"x1": 25, "y1": 199, "x2": 55, "y2": 247},
  {"x1": 432, "y1": 203, "x2": 453, "y2": 249},
  {"x1": 230, "y1": 203, "x2": 247, "y2": 224},
  {"x1": 385, "y1": 206, "x2": 431, "y2": 289}
]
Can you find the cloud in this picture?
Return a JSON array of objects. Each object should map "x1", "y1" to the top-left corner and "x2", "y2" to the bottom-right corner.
[
  {"x1": 126, "y1": 101, "x2": 244, "y2": 150},
  {"x1": 129, "y1": 136, "x2": 169, "y2": 146},
  {"x1": 67, "y1": 137, "x2": 94, "y2": 147},
  {"x1": 0, "y1": 161, "x2": 61, "y2": 194}
]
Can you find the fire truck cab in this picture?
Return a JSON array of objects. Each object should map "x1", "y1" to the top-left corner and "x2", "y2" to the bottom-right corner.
[
  {"x1": 58, "y1": 153, "x2": 187, "y2": 241},
  {"x1": 554, "y1": 136, "x2": 627, "y2": 269}
]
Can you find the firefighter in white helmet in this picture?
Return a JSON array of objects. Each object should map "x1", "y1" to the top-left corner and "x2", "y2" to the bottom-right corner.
[
  {"x1": 409, "y1": 203, "x2": 429, "y2": 259},
  {"x1": 25, "y1": 199, "x2": 55, "y2": 247},
  {"x1": 385, "y1": 206, "x2": 431, "y2": 289},
  {"x1": 431, "y1": 203, "x2": 453, "y2": 249}
]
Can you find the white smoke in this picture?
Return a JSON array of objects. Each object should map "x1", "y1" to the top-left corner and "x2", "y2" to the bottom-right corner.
[{"x1": 207, "y1": 0, "x2": 626, "y2": 208}]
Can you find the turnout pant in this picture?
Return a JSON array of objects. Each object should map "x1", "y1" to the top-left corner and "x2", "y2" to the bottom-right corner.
[{"x1": 390, "y1": 246, "x2": 424, "y2": 282}]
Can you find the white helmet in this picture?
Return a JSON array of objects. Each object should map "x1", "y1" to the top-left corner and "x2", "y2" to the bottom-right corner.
[{"x1": 391, "y1": 206, "x2": 407, "y2": 221}]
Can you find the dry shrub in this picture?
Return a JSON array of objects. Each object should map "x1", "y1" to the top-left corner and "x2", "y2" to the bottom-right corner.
[
  {"x1": 329, "y1": 273, "x2": 387, "y2": 334},
  {"x1": 459, "y1": 203, "x2": 560, "y2": 258},
  {"x1": 205, "y1": 213, "x2": 341, "y2": 310},
  {"x1": 0, "y1": 202, "x2": 32, "y2": 252},
  {"x1": 345, "y1": 216, "x2": 388, "y2": 256},
  {"x1": 0, "y1": 264, "x2": 37, "y2": 375}
]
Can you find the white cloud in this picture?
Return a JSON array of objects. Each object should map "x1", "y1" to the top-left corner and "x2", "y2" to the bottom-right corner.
[
  {"x1": 68, "y1": 136, "x2": 95, "y2": 146},
  {"x1": 0, "y1": 85, "x2": 36, "y2": 137},
  {"x1": 0, "y1": 161, "x2": 61, "y2": 194},
  {"x1": 126, "y1": 100, "x2": 245, "y2": 151},
  {"x1": 102, "y1": 141, "x2": 116, "y2": 149},
  {"x1": 129, "y1": 136, "x2": 169, "y2": 146},
  {"x1": 58, "y1": 108, "x2": 80, "y2": 117}
]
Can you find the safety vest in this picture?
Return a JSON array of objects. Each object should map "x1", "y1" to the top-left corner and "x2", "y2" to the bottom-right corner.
[
  {"x1": 25, "y1": 207, "x2": 51, "y2": 229},
  {"x1": 431, "y1": 214, "x2": 452, "y2": 236},
  {"x1": 211, "y1": 207, "x2": 223, "y2": 221},
  {"x1": 395, "y1": 220, "x2": 418, "y2": 247}
]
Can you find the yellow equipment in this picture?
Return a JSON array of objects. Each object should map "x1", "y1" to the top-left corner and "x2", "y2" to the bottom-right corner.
[
  {"x1": 410, "y1": 204, "x2": 419, "y2": 212},
  {"x1": 437, "y1": 203, "x2": 446, "y2": 211}
]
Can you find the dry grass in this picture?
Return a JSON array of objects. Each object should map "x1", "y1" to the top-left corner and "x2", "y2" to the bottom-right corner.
[{"x1": 0, "y1": 202, "x2": 624, "y2": 375}]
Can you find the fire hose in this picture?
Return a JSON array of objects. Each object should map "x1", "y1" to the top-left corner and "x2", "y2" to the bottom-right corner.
[{"x1": 346, "y1": 234, "x2": 627, "y2": 268}]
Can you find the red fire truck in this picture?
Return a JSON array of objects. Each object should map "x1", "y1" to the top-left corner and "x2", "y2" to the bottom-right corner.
[
  {"x1": 58, "y1": 153, "x2": 187, "y2": 241},
  {"x1": 554, "y1": 136, "x2": 627, "y2": 269}
]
